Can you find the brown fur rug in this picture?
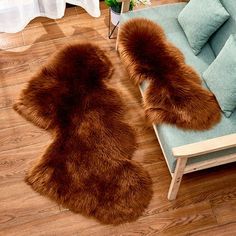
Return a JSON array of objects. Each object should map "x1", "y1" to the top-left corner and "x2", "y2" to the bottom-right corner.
[
  {"x1": 13, "y1": 42, "x2": 152, "y2": 225},
  {"x1": 118, "y1": 18, "x2": 221, "y2": 130}
]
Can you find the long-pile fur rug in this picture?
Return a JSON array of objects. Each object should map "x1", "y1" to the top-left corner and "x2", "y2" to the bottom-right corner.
[
  {"x1": 13, "y1": 42, "x2": 152, "y2": 225},
  {"x1": 118, "y1": 18, "x2": 221, "y2": 130}
]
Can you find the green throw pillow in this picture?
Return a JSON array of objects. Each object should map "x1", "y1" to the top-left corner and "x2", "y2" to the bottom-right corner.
[
  {"x1": 178, "y1": 0, "x2": 229, "y2": 55},
  {"x1": 203, "y1": 34, "x2": 236, "y2": 118}
]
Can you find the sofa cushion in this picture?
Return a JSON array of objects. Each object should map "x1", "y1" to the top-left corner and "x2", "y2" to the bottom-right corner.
[
  {"x1": 177, "y1": 0, "x2": 229, "y2": 55},
  {"x1": 210, "y1": 0, "x2": 236, "y2": 56},
  {"x1": 121, "y1": 3, "x2": 236, "y2": 173},
  {"x1": 203, "y1": 34, "x2": 236, "y2": 118}
]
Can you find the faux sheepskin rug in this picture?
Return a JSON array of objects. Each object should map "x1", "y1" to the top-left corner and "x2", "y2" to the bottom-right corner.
[
  {"x1": 13, "y1": 42, "x2": 152, "y2": 225},
  {"x1": 118, "y1": 18, "x2": 221, "y2": 130}
]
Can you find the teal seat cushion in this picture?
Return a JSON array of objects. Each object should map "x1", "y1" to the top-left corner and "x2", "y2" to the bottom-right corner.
[
  {"x1": 177, "y1": 0, "x2": 229, "y2": 55},
  {"x1": 120, "y1": 3, "x2": 236, "y2": 172},
  {"x1": 210, "y1": 0, "x2": 236, "y2": 56},
  {"x1": 203, "y1": 35, "x2": 236, "y2": 118}
]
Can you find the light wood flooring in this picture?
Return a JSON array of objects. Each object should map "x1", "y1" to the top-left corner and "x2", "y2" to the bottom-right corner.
[{"x1": 0, "y1": 1, "x2": 236, "y2": 235}]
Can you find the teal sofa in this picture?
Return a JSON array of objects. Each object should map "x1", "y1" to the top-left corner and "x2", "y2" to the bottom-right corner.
[{"x1": 117, "y1": 0, "x2": 236, "y2": 200}]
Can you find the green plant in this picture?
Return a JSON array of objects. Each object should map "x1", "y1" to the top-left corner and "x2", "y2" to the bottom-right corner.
[{"x1": 105, "y1": 0, "x2": 134, "y2": 13}]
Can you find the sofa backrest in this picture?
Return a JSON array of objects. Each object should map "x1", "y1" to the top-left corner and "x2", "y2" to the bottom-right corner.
[{"x1": 210, "y1": 0, "x2": 236, "y2": 56}]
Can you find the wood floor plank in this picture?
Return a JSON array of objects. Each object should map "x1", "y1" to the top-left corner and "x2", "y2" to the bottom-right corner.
[
  {"x1": 0, "y1": 143, "x2": 48, "y2": 187},
  {"x1": 189, "y1": 222, "x2": 236, "y2": 236},
  {"x1": 0, "y1": 32, "x2": 24, "y2": 50},
  {"x1": 0, "y1": 40, "x2": 57, "y2": 70},
  {"x1": 0, "y1": 182, "x2": 66, "y2": 231},
  {"x1": 0, "y1": 64, "x2": 31, "y2": 88},
  {"x1": 0, "y1": 209, "x2": 100, "y2": 236},
  {"x1": 23, "y1": 8, "x2": 108, "y2": 46},
  {"x1": 0, "y1": 83, "x2": 27, "y2": 109},
  {"x1": 211, "y1": 199, "x2": 236, "y2": 225},
  {"x1": 0, "y1": 28, "x2": 112, "y2": 71},
  {"x1": 0, "y1": 183, "x2": 216, "y2": 236},
  {"x1": 0, "y1": 108, "x2": 27, "y2": 130},
  {"x1": 23, "y1": 23, "x2": 68, "y2": 46},
  {"x1": 210, "y1": 186, "x2": 236, "y2": 226},
  {"x1": 0, "y1": 124, "x2": 50, "y2": 153},
  {"x1": 77, "y1": 201, "x2": 216, "y2": 236}
]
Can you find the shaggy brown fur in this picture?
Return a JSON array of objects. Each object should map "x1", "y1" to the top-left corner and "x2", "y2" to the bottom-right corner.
[
  {"x1": 13, "y1": 43, "x2": 152, "y2": 225},
  {"x1": 118, "y1": 18, "x2": 221, "y2": 130}
]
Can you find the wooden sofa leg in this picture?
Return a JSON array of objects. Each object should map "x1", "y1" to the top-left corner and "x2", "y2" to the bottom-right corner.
[{"x1": 168, "y1": 157, "x2": 188, "y2": 200}]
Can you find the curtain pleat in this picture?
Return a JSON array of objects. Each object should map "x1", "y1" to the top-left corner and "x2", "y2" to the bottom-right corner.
[{"x1": 0, "y1": 0, "x2": 100, "y2": 33}]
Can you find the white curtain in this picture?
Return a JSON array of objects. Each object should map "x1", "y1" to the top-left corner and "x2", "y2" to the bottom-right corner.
[{"x1": 0, "y1": 0, "x2": 100, "y2": 33}]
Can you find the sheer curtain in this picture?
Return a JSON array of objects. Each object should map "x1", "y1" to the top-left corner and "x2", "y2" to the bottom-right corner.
[{"x1": 0, "y1": 0, "x2": 100, "y2": 33}]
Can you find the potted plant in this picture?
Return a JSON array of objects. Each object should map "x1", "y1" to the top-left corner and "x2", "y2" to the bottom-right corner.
[
  {"x1": 105, "y1": 0, "x2": 134, "y2": 26},
  {"x1": 105, "y1": 0, "x2": 151, "y2": 26}
]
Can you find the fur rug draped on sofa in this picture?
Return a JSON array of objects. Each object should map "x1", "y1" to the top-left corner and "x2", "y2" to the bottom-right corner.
[
  {"x1": 118, "y1": 18, "x2": 221, "y2": 130},
  {"x1": 13, "y1": 43, "x2": 152, "y2": 225}
]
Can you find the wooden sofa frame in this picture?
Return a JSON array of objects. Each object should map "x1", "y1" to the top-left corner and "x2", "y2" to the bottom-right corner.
[{"x1": 116, "y1": 0, "x2": 236, "y2": 200}]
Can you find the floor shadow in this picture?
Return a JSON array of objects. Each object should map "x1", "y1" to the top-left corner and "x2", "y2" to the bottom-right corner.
[{"x1": 0, "y1": 21, "x2": 111, "y2": 70}]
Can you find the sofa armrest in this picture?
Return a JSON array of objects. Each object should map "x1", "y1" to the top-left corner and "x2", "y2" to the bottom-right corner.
[{"x1": 172, "y1": 133, "x2": 236, "y2": 158}]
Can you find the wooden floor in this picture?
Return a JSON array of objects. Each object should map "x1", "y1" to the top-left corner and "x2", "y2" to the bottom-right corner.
[{"x1": 1, "y1": 1, "x2": 236, "y2": 235}]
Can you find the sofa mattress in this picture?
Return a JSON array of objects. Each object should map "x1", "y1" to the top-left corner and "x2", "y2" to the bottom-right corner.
[{"x1": 121, "y1": 3, "x2": 236, "y2": 172}]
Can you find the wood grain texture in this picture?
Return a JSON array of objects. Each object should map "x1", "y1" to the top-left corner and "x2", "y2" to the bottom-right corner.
[
  {"x1": 77, "y1": 201, "x2": 216, "y2": 236},
  {"x1": 189, "y1": 222, "x2": 236, "y2": 236},
  {"x1": 0, "y1": 108, "x2": 28, "y2": 130},
  {"x1": 0, "y1": 65, "x2": 31, "y2": 88},
  {"x1": 0, "y1": 32, "x2": 24, "y2": 50},
  {"x1": 211, "y1": 199, "x2": 236, "y2": 225},
  {"x1": 0, "y1": 1, "x2": 235, "y2": 235}
]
